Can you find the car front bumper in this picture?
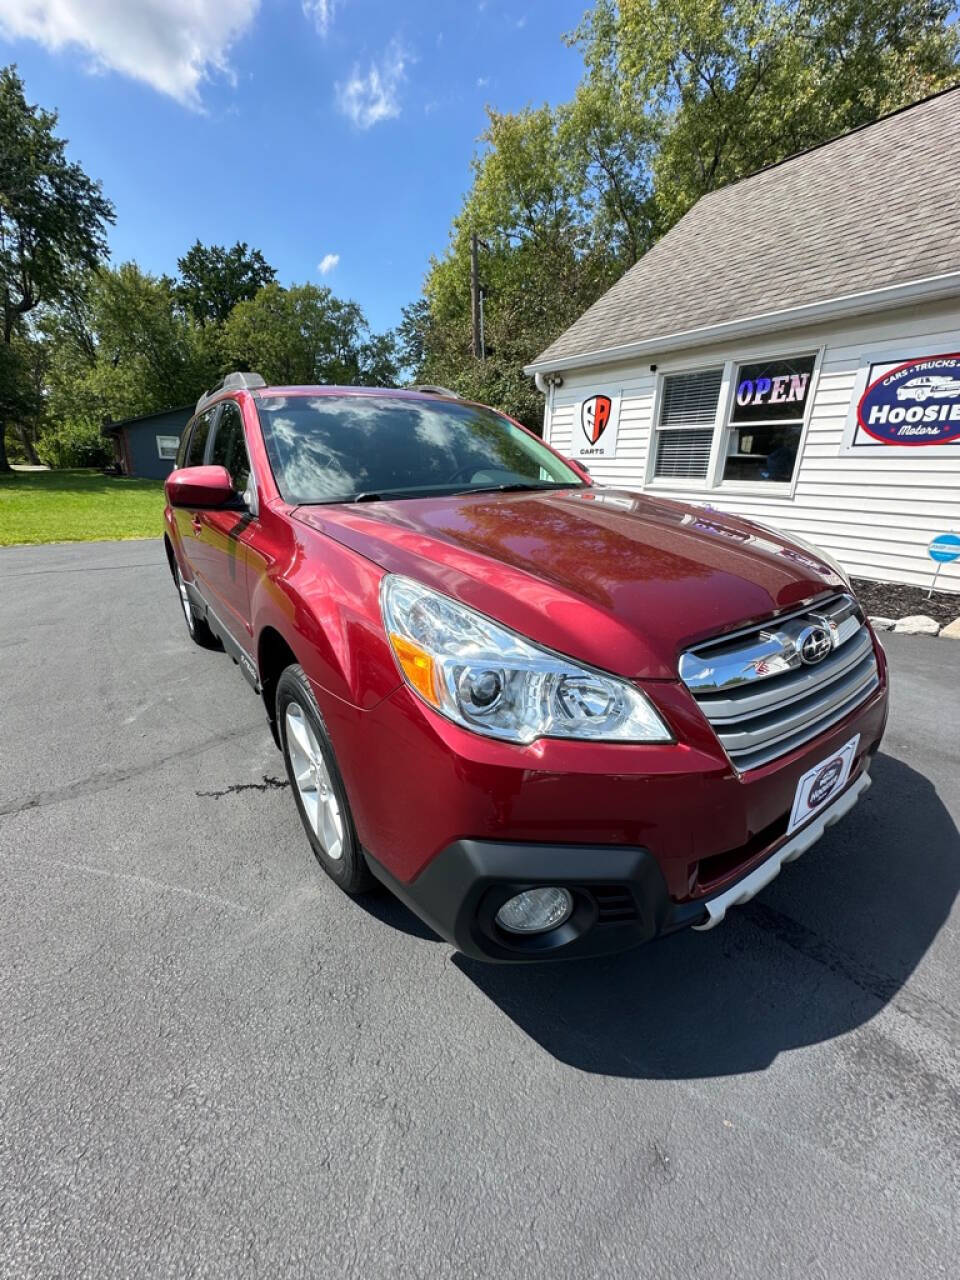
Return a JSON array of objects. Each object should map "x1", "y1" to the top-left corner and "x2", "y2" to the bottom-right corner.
[{"x1": 365, "y1": 767, "x2": 874, "y2": 962}]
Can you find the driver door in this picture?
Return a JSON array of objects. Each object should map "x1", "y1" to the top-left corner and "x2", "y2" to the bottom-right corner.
[{"x1": 193, "y1": 400, "x2": 256, "y2": 653}]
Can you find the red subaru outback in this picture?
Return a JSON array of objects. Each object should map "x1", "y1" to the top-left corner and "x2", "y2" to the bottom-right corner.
[{"x1": 163, "y1": 373, "x2": 888, "y2": 961}]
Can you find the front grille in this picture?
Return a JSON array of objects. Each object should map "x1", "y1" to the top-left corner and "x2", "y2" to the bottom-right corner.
[{"x1": 679, "y1": 594, "x2": 880, "y2": 772}]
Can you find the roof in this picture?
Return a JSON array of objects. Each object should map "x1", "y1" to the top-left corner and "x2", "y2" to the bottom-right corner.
[
  {"x1": 101, "y1": 404, "x2": 193, "y2": 435},
  {"x1": 528, "y1": 87, "x2": 960, "y2": 372}
]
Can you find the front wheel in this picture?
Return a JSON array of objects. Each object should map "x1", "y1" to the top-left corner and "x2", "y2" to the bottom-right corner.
[
  {"x1": 174, "y1": 563, "x2": 221, "y2": 649},
  {"x1": 277, "y1": 664, "x2": 373, "y2": 895}
]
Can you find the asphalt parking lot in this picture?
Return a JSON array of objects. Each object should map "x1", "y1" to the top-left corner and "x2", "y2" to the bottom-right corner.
[{"x1": 1, "y1": 539, "x2": 958, "y2": 1278}]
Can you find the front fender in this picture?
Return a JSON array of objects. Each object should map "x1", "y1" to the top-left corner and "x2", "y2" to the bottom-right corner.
[{"x1": 250, "y1": 516, "x2": 401, "y2": 711}]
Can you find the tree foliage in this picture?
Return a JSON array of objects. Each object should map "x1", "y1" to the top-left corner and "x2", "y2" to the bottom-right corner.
[
  {"x1": 225, "y1": 282, "x2": 399, "y2": 388},
  {"x1": 174, "y1": 240, "x2": 277, "y2": 326},
  {"x1": 0, "y1": 64, "x2": 114, "y2": 469},
  {"x1": 407, "y1": 1, "x2": 959, "y2": 428}
]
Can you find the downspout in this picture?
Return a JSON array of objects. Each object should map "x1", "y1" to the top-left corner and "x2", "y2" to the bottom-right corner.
[{"x1": 534, "y1": 370, "x2": 558, "y2": 439}]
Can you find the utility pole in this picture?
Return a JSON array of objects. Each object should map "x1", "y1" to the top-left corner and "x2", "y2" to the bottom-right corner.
[{"x1": 470, "y1": 231, "x2": 481, "y2": 359}]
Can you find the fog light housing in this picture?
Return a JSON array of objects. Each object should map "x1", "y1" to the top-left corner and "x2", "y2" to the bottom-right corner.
[{"x1": 495, "y1": 887, "x2": 574, "y2": 935}]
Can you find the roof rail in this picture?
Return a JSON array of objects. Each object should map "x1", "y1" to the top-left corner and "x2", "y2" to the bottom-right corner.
[
  {"x1": 409, "y1": 383, "x2": 461, "y2": 399},
  {"x1": 195, "y1": 371, "x2": 266, "y2": 413}
]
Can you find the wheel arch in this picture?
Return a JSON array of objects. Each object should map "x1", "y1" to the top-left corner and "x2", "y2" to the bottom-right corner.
[
  {"x1": 257, "y1": 625, "x2": 301, "y2": 741},
  {"x1": 162, "y1": 532, "x2": 177, "y2": 579}
]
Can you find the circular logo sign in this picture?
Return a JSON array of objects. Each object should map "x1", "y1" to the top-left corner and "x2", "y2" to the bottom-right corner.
[
  {"x1": 929, "y1": 532, "x2": 960, "y2": 564},
  {"x1": 809, "y1": 757, "x2": 845, "y2": 808},
  {"x1": 857, "y1": 355, "x2": 960, "y2": 445},
  {"x1": 796, "y1": 624, "x2": 832, "y2": 665}
]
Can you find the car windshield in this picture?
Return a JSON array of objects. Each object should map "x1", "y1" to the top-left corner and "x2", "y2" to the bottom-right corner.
[{"x1": 255, "y1": 394, "x2": 584, "y2": 505}]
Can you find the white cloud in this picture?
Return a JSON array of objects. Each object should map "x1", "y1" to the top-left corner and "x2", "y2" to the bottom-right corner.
[
  {"x1": 477, "y1": 76, "x2": 489, "y2": 88},
  {"x1": 318, "y1": 253, "x2": 340, "y2": 275},
  {"x1": 0, "y1": 0, "x2": 260, "y2": 109},
  {"x1": 302, "y1": 0, "x2": 338, "y2": 38},
  {"x1": 335, "y1": 39, "x2": 410, "y2": 129}
]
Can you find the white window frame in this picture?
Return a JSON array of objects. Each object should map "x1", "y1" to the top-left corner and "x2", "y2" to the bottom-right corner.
[
  {"x1": 156, "y1": 434, "x2": 180, "y2": 460},
  {"x1": 645, "y1": 346, "x2": 824, "y2": 500},
  {"x1": 643, "y1": 362, "x2": 727, "y2": 490}
]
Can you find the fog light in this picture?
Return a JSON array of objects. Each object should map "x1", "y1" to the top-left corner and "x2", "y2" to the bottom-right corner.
[{"x1": 495, "y1": 887, "x2": 574, "y2": 935}]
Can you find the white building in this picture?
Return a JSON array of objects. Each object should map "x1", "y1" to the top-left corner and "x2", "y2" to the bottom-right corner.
[{"x1": 526, "y1": 89, "x2": 960, "y2": 592}]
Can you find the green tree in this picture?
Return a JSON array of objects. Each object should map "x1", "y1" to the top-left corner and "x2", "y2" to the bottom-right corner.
[
  {"x1": 41, "y1": 263, "x2": 222, "y2": 463},
  {"x1": 0, "y1": 65, "x2": 114, "y2": 471},
  {"x1": 409, "y1": 2, "x2": 958, "y2": 424},
  {"x1": 404, "y1": 106, "x2": 629, "y2": 427},
  {"x1": 579, "y1": 0, "x2": 960, "y2": 226},
  {"x1": 224, "y1": 282, "x2": 398, "y2": 387},
  {"x1": 175, "y1": 240, "x2": 277, "y2": 326}
]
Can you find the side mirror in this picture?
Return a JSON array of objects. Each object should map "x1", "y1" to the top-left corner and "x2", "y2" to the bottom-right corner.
[{"x1": 165, "y1": 465, "x2": 237, "y2": 510}]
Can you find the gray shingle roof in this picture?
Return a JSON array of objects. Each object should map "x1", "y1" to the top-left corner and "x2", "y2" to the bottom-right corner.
[{"x1": 529, "y1": 88, "x2": 960, "y2": 370}]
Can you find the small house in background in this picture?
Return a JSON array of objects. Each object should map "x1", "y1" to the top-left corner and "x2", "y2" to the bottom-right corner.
[
  {"x1": 101, "y1": 404, "x2": 192, "y2": 479},
  {"x1": 526, "y1": 88, "x2": 960, "y2": 592}
]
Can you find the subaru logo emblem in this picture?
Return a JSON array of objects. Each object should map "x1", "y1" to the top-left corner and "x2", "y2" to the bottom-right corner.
[{"x1": 797, "y1": 624, "x2": 832, "y2": 665}]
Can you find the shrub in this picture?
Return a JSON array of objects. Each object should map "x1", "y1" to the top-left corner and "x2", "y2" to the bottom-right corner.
[{"x1": 37, "y1": 419, "x2": 113, "y2": 469}]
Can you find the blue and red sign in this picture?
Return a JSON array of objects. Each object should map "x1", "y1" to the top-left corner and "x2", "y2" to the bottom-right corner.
[{"x1": 857, "y1": 354, "x2": 960, "y2": 445}]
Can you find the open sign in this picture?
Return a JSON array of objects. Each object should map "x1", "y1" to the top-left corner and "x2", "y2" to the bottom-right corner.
[{"x1": 731, "y1": 355, "x2": 816, "y2": 424}]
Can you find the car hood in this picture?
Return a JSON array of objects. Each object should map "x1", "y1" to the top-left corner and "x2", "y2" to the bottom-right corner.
[{"x1": 292, "y1": 487, "x2": 846, "y2": 679}]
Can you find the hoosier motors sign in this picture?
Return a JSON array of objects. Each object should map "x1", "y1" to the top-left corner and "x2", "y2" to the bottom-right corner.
[{"x1": 856, "y1": 354, "x2": 960, "y2": 446}]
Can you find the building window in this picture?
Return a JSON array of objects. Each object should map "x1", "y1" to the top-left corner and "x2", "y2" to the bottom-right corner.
[
  {"x1": 653, "y1": 368, "x2": 723, "y2": 480},
  {"x1": 156, "y1": 435, "x2": 179, "y2": 460},
  {"x1": 721, "y1": 354, "x2": 815, "y2": 484}
]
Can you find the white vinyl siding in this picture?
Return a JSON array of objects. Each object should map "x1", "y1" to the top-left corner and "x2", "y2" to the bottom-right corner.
[{"x1": 542, "y1": 298, "x2": 960, "y2": 591}]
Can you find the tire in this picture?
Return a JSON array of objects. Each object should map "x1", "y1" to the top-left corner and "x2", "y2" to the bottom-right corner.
[
  {"x1": 276, "y1": 663, "x2": 373, "y2": 895},
  {"x1": 174, "y1": 562, "x2": 221, "y2": 650}
]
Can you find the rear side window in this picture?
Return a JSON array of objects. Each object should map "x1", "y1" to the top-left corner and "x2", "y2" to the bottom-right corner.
[
  {"x1": 210, "y1": 402, "x2": 251, "y2": 492},
  {"x1": 187, "y1": 411, "x2": 213, "y2": 466}
]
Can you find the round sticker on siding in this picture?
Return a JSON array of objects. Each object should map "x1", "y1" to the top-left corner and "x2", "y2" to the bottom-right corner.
[{"x1": 857, "y1": 354, "x2": 960, "y2": 445}]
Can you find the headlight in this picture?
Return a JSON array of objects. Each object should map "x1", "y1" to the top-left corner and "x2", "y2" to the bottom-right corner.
[{"x1": 380, "y1": 575, "x2": 672, "y2": 745}]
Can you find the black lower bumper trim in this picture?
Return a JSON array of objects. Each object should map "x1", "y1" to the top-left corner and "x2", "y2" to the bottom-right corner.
[{"x1": 365, "y1": 840, "x2": 708, "y2": 963}]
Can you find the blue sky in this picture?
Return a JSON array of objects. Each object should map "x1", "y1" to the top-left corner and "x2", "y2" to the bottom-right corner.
[{"x1": 0, "y1": 1, "x2": 589, "y2": 334}]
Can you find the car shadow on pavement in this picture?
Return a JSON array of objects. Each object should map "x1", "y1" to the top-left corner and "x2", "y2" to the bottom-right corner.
[{"x1": 451, "y1": 753, "x2": 960, "y2": 1078}]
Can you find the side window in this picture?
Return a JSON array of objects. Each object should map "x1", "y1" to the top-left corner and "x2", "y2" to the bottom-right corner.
[
  {"x1": 175, "y1": 419, "x2": 195, "y2": 469},
  {"x1": 210, "y1": 402, "x2": 251, "y2": 493},
  {"x1": 187, "y1": 410, "x2": 213, "y2": 466}
]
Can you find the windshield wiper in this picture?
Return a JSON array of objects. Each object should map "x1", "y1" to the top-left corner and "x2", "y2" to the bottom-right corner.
[{"x1": 456, "y1": 482, "x2": 580, "y2": 496}]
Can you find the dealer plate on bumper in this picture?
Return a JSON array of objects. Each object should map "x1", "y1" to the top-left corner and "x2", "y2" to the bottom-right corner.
[
  {"x1": 693, "y1": 764, "x2": 870, "y2": 930},
  {"x1": 787, "y1": 735, "x2": 859, "y2": 836}
]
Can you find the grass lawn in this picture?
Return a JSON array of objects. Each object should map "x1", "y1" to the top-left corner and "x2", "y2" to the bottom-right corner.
[{"x1": 0, "y1": 468, "x2": 165, "y2": 546}]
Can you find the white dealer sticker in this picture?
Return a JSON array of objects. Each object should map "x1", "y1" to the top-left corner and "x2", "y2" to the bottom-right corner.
[{"x1": 787, "y1": 736, "x2": 860, "y2": 836}]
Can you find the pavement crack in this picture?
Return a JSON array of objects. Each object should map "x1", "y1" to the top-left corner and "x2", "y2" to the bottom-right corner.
[
  {"x1": 0, "y1": 559, "x2": 164, "y2": 579},
  {"x1": 196, "y1": 775, "x2": 289, "y2": 799},
  {"x1": 742, "y1": 900, "x2": 960, "y2": 1051},
  {"x1": 0, "y1": 850, "x2": 250, "y2": 914},
  {"x1": 0, "y1": 724, "x2": 264, "y2": 818}
]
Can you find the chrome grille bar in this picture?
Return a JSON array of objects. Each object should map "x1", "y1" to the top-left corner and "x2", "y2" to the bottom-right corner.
[{"x1": 680, "y1": 594, "x2": 880, "y2": 772}]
